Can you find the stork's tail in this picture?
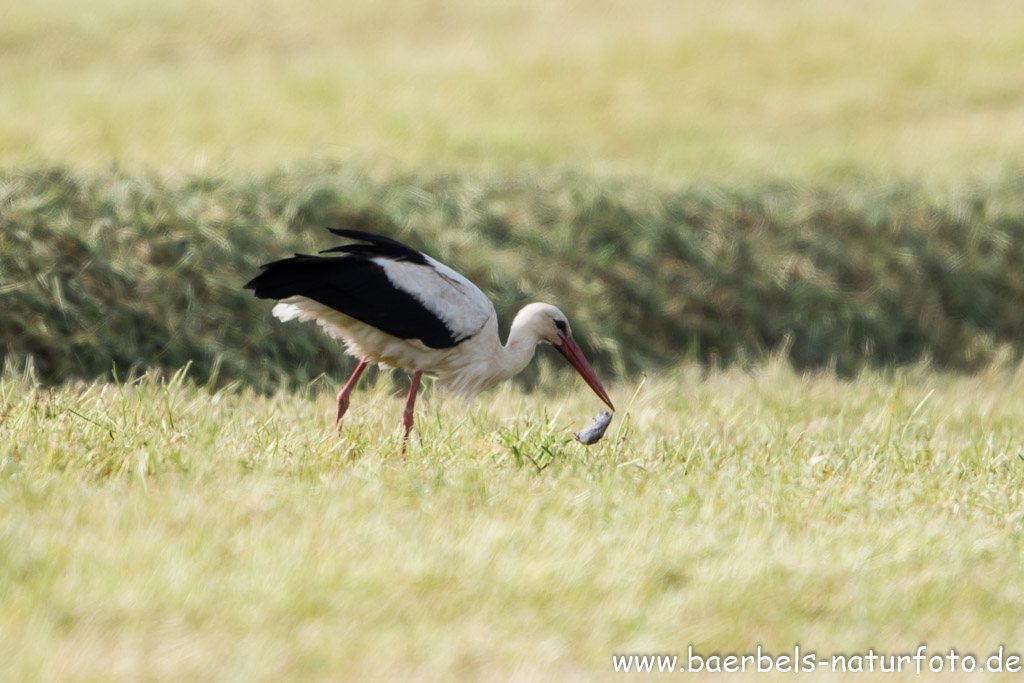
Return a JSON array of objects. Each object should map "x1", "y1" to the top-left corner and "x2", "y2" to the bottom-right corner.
[{"x1": 243, "y1": 254, "x2": 334, "y2": 300}]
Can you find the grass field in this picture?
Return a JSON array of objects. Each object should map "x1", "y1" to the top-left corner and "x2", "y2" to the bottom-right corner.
[
  {"x1": 4, "y1": 0, "x2": 1024, "y2": 179},
  {"x1": 3, "y1": 364, "x2": 1024, "y2": 680},
  {"x1": 5, "y1": 0, "x2": 1024, "y2": 680}
]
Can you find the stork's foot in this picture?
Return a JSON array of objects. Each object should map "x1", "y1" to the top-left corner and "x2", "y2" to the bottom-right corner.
[
  {"x1": 334, "y1": 357, "x2": 369, "y2": 430},
  {"x1": 401, "y1": 417, "x2": 413, "y2": 458},
  {"x1": 399, "y1": 371, "x2": 423, "y2": 459},
  {"x1": 334, "y1": 394, "x2": 350, "y2": 429}
]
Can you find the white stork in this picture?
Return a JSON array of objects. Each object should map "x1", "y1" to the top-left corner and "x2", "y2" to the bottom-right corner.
[{"x1": 244, "y1": 228, "x2": 614, "y2": 446}]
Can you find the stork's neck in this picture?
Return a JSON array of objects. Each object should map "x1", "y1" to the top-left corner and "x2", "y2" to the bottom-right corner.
[
  {"x1": 440, "y1": 303, "x2": 560, "y2": 401},
  {"x1": 495, "y1": 313, "x2": 544, "y2": 381}
]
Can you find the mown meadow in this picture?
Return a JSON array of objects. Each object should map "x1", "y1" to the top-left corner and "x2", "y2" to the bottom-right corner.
[
  {"x1": 4, "y1": 364, "x2": 1024, "y2": 680},
  {"x1": 4, "y1": 0, "x2": 1024, "y2": 680}
]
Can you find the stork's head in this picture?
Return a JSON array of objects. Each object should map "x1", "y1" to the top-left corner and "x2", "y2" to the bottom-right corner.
[{"x1": 515, "y1": 303, "x2": 615, "y2": 411}]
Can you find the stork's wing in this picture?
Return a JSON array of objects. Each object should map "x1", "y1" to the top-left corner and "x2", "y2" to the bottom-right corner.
[{"x1": 244, "y1": 230, "x2": 494, "y2": 349}]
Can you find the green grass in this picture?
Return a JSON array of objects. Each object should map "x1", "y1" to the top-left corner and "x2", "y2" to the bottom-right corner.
[
  {"x1": 6, "y1": 1, "x2": 1024, "y2": 678},
  {"x1": 3, "y1": 0, "x2": 1024, "y2": 179},
  {"x1": 3, "y1": 364, "x2": 1024, "y2": 680}
]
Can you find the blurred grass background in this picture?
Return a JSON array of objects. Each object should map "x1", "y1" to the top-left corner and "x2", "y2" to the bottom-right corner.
[
  {"x1": 3, "y1": 0, "x2": 1024, "y2": 179},
  {"x1": 4, "y1": 0, "x2": 1024, "y2": 387}
]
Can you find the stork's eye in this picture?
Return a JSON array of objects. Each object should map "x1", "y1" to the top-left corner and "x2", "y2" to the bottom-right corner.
[{"x1": 554, "y1": 319, "x2": 568, "y2": 334}]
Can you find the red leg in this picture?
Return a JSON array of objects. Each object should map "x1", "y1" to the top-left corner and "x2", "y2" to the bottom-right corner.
[
  {"x1": 400, "y1": 371, "x2": 423, "y2": 455},
  {"x1": 335, "y1": 357, "x2": 369, "y2": 429}
]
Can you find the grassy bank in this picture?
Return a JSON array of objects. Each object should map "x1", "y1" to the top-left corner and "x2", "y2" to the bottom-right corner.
[
  {"x1": 3, "y1": 364, "x2": 1023, "y2": 680},
  {"x1": 4, "y1": 166, "x2": 1024, "y2": 389}
]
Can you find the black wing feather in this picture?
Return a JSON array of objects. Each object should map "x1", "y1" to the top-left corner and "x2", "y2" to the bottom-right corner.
[
  {"x1": 319, "y1": 228, "x2": 428, "y2": 264},
  {"x1": 244, "y1": 231, "x2": 462, "y2": 349}
]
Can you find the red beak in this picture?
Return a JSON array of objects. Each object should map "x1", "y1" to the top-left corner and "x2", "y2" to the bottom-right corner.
[{"x1": 555, "y1": 336, "x2": 615, "y2": 411}]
